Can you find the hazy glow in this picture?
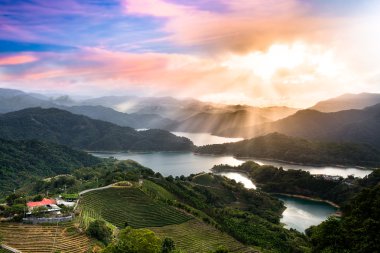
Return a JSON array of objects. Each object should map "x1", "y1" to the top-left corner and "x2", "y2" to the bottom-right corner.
[{"x1": 222, "y1": 43, "x2": 342, "y2": 80}]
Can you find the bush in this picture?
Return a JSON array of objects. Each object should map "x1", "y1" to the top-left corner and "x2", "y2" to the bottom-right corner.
[
  {"x1": 87, "y1": 220, "x2": 112, "y2": 245},
  {"x1": 162, "y1": 238, "x2": 175, "y2": 253}
]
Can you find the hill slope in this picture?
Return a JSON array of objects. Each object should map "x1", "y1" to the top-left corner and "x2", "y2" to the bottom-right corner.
[
  {"x1": 0, "y1": 108, "x2": 194, "y2": 151},
  {"x1": 311, "y1": 92, "x2": 380, "y2": 112},
  {"x1": 0, "y1": 138, "x2": 101, "y2": 196},
  {"x1": 196, "y1": 133, "x2": 380, "y2": 167}
]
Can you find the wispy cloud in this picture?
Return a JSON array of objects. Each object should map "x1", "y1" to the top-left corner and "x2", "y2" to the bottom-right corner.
[{"x1": 0, "y1": 54, "x2": 38, "y2": 65}]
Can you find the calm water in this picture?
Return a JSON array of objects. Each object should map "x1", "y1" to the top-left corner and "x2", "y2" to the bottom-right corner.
[
  {"x1": 277, "y1": 195, "x2": 337, "y2": 232},
  {"x1": 92, "y1": 151, "x2": 372, "y2": 178},
  {"x1": 171, "y1": 131, "x2": 243, "y2": 146},
  {"x1": 219, "y1": 172, "x2": 257, "y2": 189}
]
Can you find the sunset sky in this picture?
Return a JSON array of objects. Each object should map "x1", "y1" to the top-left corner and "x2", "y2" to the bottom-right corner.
[{"x1": 1, "y1": 0, "x2": 380, "y2": 107}]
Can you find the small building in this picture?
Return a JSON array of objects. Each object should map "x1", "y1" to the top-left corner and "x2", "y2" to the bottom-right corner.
[{"x1": 26, "y1": 198, "x2": 61, "y2": 214}]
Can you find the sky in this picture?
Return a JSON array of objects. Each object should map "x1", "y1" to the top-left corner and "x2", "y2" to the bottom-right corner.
[{"x1": 0, "y1": 0, "x2": 380, "y2": 107}]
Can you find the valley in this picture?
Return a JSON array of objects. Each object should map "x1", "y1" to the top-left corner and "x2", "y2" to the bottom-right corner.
[
  {"x1": 0, "y1": 89, "x2": 379, "y2": 253},
  {"x1": 2, "y1": 1, "x2": 380, "y2": 251}
]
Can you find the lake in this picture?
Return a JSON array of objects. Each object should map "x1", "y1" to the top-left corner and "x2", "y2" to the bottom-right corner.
[
  {"x1": 91, "y1": 151, "x2": 372, "y2": 178},
  {"x1": 171, "y1": 131, "x2": 244, "y2": 146},
  {"x1": 276, "y1": 195, "x2": 338, "y2": 232}
]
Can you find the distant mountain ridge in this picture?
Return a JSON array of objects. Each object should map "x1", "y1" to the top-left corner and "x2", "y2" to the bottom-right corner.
[
  {"x1": 310, "y1": 93, "x2": 380, "y2": 112},
  {"x1": 0, "y1": 88, "x2": 299, "y2": 132},
  {"x1": 196, "y1": 132, "x2": 380, "y2": 167},
  {"x1": 218, "y1": 103, "x2": 380, "y2": 149},
  {"x1": 62, "y1": 105, "x2": 176, "y2": 129},
  {"x1": 0, "y1": 108, "x2": 194, "y2": 151},
  {"x1": 0, "y1": 88, "x2": 55, "y2": 113}
]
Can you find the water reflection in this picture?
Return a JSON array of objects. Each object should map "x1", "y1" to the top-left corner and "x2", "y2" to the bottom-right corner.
[
  {"x1": 219, "y1": 172, "x2": 256, "y2": 189},
  {"x1": 92, "y1": 151, "x2": 372, "y2": 178},
  {"x1": 171, "y1": 131, "x2": 243, "y2": 146},
  {"x1": 277, "y1": 195, "x2": 337, "y2": 232}
]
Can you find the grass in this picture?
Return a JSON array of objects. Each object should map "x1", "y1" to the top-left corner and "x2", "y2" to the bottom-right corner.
[
  {"x1": 0, "y1": 248, "x2": 12, "y2": 253},
  {"x1": 0, "y1": 222, "x2": 92, "y2": 253},
  {"x1": 79, "y1": 186, "x2": 192, "y2": 228},
  {"x1": 149, "y1": 219, "x2": 256, "y2": 253}
]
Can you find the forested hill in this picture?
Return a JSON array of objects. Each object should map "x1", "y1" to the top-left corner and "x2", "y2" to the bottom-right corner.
[
  {"x1": 0, "y1": 138, "x2": 101, "y2": 196},
  {"x1": 196, "y1": 133, "x2": 380, "y2": 167},
  {"x1": 0, "y1": 108, "x2": 194, "y2": 151}
]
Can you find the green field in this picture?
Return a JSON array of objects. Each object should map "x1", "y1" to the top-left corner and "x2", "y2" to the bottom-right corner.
[
  {"x1": 149, "y1": 219, "x2": 256, "y2": 253},
  {"x1": 0, "y1": 222, "x2": 92, "y2": 253},
  {"x1": 0, "y1": 248, "x2": 12, "y2": 253},
  {"x1": 79, "y1": 186, "x2": 192, "y2": 228}
]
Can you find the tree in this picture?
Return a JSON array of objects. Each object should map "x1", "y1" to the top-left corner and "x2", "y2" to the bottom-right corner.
[
  {"x1": 5, "y1": 193, "x2": 22, "y2": 206},
  {"x1": 33, "y1": 195, "x2": 43, "y2": 201},
  {"x1": 103, "y1": 227, "x2": 162, "y2": 253},
  {"x1": 162, "y1": 238, "x2": 175, "y2": 253},
  {"x1": 87, "y1": 220, "x2": 112, "y2": 245}
]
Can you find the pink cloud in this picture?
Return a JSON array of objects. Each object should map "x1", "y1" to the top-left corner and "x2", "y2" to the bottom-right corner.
[
  {"x1": 123, "y1": 0, "x2": 341, "y2": 53},
  {"x1": 0, "y1": 55, "x2": 38, "y2": 65}
]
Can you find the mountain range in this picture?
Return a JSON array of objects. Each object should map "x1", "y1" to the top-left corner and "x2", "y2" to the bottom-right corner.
[
  {"x1": 310, "y1": 93, "x2": 380, "y2": 112},
  {"x1": 218, "y1": 103, "x2": 380, "y2": 149},
  {"x1": 0, "y1": 88, "x2": 298, "y2": 132}
]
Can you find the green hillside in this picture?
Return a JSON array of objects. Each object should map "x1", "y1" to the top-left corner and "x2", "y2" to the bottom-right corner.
[
  {"x1": 196, "y1": 132, "x2": 380, "y2": 167},
  {"x1": 0, "y1": 138, "x2": 101, "y2": 197},
  {"x1": 0, "y1": 107, "x2": 194, "y2": 151}
]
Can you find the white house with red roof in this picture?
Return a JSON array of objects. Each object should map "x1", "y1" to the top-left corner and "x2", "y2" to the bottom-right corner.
[{"x1": 26, "y1": 198, "x2": 61, "y2": 214}]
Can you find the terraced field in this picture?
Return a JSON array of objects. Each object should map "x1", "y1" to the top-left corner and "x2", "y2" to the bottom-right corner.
[
  {"x1": 79, "y1": 187, "x2": 192, "y2": 228},
  {"x1": 149, "y1": 219, "x2": 256, "y2": 253},
  {"x1": 0, "y1": 222, "x2": 92, "y2": 253}
]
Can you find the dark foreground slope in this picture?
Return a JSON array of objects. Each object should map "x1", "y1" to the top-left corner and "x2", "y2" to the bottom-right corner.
[
  {"x1": 0, "y1": 138, "x2": 101, "y2": 196},
  {"x1": 0, "y1": 108, "x2": 194, "y2": 151},
  {"x1": 196, "y1": 133, "x2": 380, "y2": 167}
]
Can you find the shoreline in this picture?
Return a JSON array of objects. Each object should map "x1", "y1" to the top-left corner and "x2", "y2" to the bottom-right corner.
[
  {"x1": 91, "y1": 150, "x2": 374, "y2": 171},
  {"x1": 194, "y1": 152, "x2": 374, "y2": 171},
  {"x1": 273, "y1": 193, "x2": 340, "y2": 209}
]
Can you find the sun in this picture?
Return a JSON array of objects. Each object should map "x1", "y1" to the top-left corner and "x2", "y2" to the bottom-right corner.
[{"x1": 222, "y1": 42, "x2": 342, "y2": 81}]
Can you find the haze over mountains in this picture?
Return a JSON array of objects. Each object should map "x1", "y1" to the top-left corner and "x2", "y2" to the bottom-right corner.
[
  {"x1": 219, "y1": 103, "x2": 380, "y2": 149},
  {"x1": 0, "y1": 88, "x2": 298, "y2": 132},
  {"x1": 1, "y1": 88, "x2": 380, "y2": 152},
  {"x1": 310, "y1": 93, "x2": 380, "y2": 112}
]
